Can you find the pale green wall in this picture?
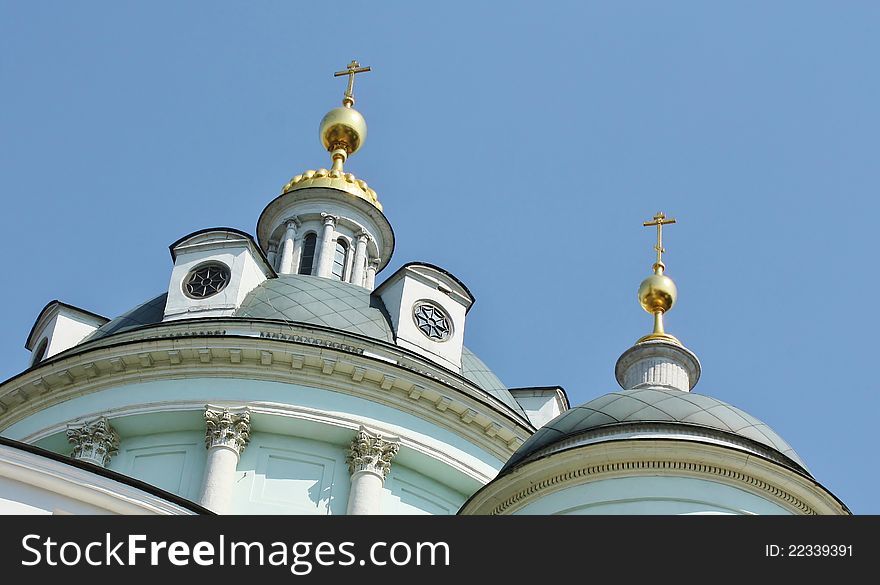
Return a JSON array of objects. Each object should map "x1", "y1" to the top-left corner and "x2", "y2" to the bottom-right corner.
[
  {"x1": 231, "y1": 431, "x2": 350, "y2": 515},
  {"x1": 17, "y1": 374, "x2": 492, "y2": 515},
  {"x1": 107, "y1": 431, "x2": 206, "y2": 502},
  {"x1": 384, "y1": 465, "x2": 467, "y2": 514}
]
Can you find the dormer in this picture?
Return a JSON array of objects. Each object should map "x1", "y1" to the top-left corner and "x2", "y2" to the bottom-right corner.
[
  {"x1": 163, "y1": 228, "x2": 277, "y2": 322},
  {"x1": 25, "y1": 301, "x2": 109, "y2": 366},
  {"x1": 508, "y1": 386, "x2": 570, "y2": 428},
  {"x1": 374, "y1": 263, "x2": 475, "y2": 371}
]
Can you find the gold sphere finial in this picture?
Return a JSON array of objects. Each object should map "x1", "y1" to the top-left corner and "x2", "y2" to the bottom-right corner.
[
  {"x1": 320, "y1": 106, "x2": 367, "y2": 164},
  {"x1": 637, "y1": 212, "x2": 681, "y2": 345},
  {"x1": 639, "y1": 272, "x2": 677, "y2": 314}
]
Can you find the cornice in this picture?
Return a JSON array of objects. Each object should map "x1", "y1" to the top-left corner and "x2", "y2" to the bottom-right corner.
[
  {"x1": 0, "y1": 326, "x2": 531, "y2": 462},
  {"x1": 459, "y1": 440, "x2": 850, "y2": 516},
  {"x1": 57, "y1": 318, "x2": 528, "y2": 427}
]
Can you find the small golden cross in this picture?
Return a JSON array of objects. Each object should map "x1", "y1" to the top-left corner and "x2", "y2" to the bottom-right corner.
[
  {"x1": 334, "y1": 60, "x2": 371, "y2": 107},
  {"x1": 643, "y1": 211, "x2": 676, "y2": 268}
]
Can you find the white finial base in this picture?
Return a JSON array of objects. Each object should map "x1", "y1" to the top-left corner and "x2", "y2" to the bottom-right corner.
[{"x1": 615, "y1": 339, "x2": 701, "y2": 392}]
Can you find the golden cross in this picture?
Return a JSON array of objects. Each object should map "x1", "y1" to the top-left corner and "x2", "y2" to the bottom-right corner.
[
  {"x1": 643, "y1": 211, "x2": 676, "y2": 268},
  {"x1": 334, "y1": 60, "x2": 371, "y2": 107}
]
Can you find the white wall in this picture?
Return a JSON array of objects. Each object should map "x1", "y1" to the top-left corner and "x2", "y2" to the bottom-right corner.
[
  {"x1": 0, "y1": 476, "x2": 109, "y2": 514},
  {"x1": 377, "y1": 265, "x2": 472, "y2": 371},
  {"x1": 509, "y1": 389, "x2": 566, "y2": 428},
  {"x1": 31, "y1": 311, "x2": 106, "y2": 363},
  {"x1": 164, "y1": 234, "x2": 270, "y2": 321}
]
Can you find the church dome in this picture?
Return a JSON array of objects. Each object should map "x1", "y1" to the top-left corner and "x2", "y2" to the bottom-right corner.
[
  {"x1": 81, "y1": 275, "x2": 525, "y2": 418},
  {"x1": 501, "y1": 387, "x2": 808, "y2": 475}
]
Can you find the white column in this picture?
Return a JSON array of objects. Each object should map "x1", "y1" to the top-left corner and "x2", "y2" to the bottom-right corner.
[
  {"x1": 350, "y1": 231, "x2": 370, "y2": 287},
  {"x1": 198, "y1": 406, "x2": 250, "y2": 514},
  {"x1": 315, "y1": 213, "x2": 339, "y2": 278},
  {"x1": 278, "y1": 218, "x2": 300, "y2": 275},
  {"x1": 365, "y1": 258, "x2": 380, "y2": 290},
  {"x1": 266, "y1": 244, "x2": 278, "y2": 271},
  {"x1": 343, "y1": 240, "x2": 355, "y2": 282},
  {"x1": 346, "y1": 426, "x2": 400, "y2": 515},
  {"x1": 66, "y1": 417, "x2": 119, "y2": 467},
  {"x1": 290, "y1": 235, "x2": 304, "y2": 274}
]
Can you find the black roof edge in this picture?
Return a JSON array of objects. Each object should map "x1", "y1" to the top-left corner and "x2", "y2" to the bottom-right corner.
[
  {"x1": 508, "y1": 385, "x2": 571, "y2": 411},
  {"x1": 375, "y1": 261, "x2": 476, "y2": 309},
  {"x1": 25, "y1": 300, "x2": 110, "y2": 351},
  {"x1": 0, "y1": 435, "x2": 214, "y2": 515},
  {"x1": 501, "y1": 420, "x2": 812, "y2": 476},
  {"x1": 168, "y1": 227, "x2": 278, "y2": 277}
]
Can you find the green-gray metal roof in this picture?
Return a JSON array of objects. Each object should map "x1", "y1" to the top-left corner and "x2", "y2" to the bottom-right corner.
[
  {"x1": 85, "y1": 293, "x2": 168, "y2": 342},
  {"x1": 235, "y1": 275, "x2": 395, "y2": 342},
  {"x1": 502, "y1": 387, "x2": 807, "y2": 475},
  {"x1": 461, "y1": 347, "x2": 524, "y2": 416}
]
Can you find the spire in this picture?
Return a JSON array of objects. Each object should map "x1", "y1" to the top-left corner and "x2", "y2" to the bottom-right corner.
[
  {"x1": 279, "y1": 60, "x2": 381, "y2": 210},
  {"x1": 615, "y1": 211, "x2": 700, "y2": 392},
  {"x1": 637, "y1": 211, "x2": 680, "y2": 345},
  {"x1": 320, "y1": 60, "x2": 371, "y2": 173}
]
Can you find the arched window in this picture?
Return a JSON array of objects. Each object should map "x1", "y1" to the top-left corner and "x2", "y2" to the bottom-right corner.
[
  {"x1": 298, "y1": 233, "x2": 317, "y2": 275},
  {"x1": 32, "y1": 338, "x2": 48, "y2": 366},
  {"x1": 331, "y1": 238, "x2": 349, "y2": 281}
]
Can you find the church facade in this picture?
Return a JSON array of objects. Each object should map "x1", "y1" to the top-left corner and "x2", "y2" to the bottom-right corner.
[{"x1": 0, "y1": 64, "x2": 848, "y2": 515}]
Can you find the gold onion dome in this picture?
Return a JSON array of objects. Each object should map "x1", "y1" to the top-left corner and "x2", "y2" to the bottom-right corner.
[
  {"x1": 637, "y1": 212, "x2": 681, "y2": 345},
  {"x1": 281, "y1": 60, "x2": 382, "y2": 211}
]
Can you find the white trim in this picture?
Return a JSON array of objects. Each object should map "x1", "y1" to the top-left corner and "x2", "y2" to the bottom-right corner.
[
  {"x1": 460, "y1": 440, "x2": 848, "y2": 516},
  {"x1": 0, "y1": 443, "x2": 197, "y2": 515}
]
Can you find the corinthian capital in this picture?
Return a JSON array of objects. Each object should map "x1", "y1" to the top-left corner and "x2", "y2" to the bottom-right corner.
[
  {"x1": 204, "y1": 407, "x2": 251, "y2": 455},
  {"x1": 346, "y1": 426, "x2": 400, "y2": 480},
  {"x1": 67, "y1": 417, "x2": 120, "y2": 467},
  {"x1": 321, "y1": 212, "x2": 339, "y2": 227}
]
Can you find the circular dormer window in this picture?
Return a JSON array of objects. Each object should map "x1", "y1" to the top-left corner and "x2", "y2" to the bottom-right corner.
[
  {"x1": 183, "y1": 262, "x2": 231, "y2": 299},
  {"x1": 412, "y1": 301, "x2": 452, "y2": 342}
]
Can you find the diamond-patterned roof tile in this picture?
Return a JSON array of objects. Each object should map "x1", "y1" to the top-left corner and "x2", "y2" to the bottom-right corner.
[{"x1": 502, "y1": 387, "x2": 808, "y2": 474}]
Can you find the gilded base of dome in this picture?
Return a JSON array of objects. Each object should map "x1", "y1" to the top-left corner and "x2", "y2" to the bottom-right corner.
[{"x1": 281, "y1": 168, "x2": 381, "y2": 211}]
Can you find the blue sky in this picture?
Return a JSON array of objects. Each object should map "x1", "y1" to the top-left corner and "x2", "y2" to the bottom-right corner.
[{"x1": 1, "y1": 2, "x2": 877, "y2": 513}]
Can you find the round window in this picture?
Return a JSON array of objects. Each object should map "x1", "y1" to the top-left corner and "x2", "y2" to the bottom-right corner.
[
  {"x1": 412, "y1": 302, "x2": 452, "y2": 342},
  {"x1": 183, "y1": 262, "x2": 231, "y2": 299}
]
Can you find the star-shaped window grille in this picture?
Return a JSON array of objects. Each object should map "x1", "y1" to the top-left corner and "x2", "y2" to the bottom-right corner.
[
  {"x1": 184, "y1": 263, "x2": 231, "y2": 299},
  {"x1": 413, "y1": 303, "x2": 451, "y2": 341}
]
